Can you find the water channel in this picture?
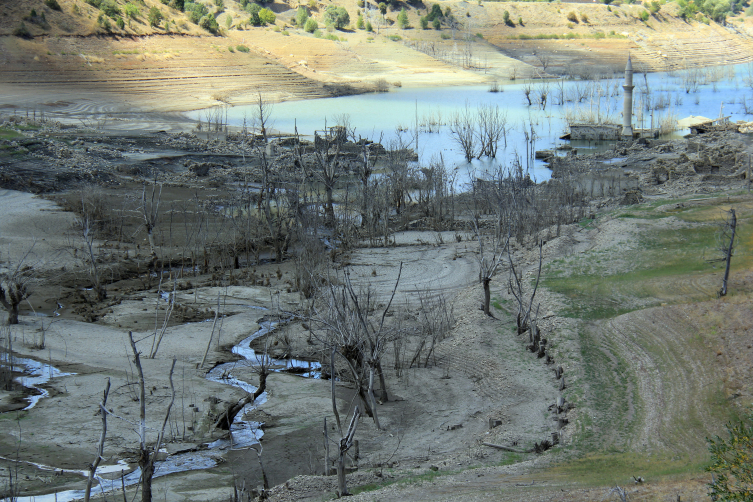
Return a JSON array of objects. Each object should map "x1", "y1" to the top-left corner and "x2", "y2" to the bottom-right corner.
[{"x1": 3, "y1": 315, "x2": 317, "y2": 502}]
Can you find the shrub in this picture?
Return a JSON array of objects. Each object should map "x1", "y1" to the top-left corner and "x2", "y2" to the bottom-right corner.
[
  {"x1": 648, "y1": 0, "x2": 660, "y2": 13},
  {"x1": 566, "y1": 21, "x2": 574, "y2": 28},
  {"x1": 314, "y1": 28, "x2": 322, "y2": 37},
  {"x1": 247, "y1": 3, "x2": 261, "y2": 24},
  {"x1": 124, "y1": 3, "x2": 139, "y2": 18},
  {"x1": 420, "y1": 15, "x2": 429, "y2": 28},
  {"x1": 236, "y1": 44, "x2": 250, "y2": 52},
  {"x1": 323, "y1": 5, "x2": 349, "y2": 28},
  {"x1": 357, "y1": 14, "x2": 365, "y2": 28},
  {"x1": 226, "y1": 14, "x2": 232, "y2": 28},
  {"x1": 639, "y1": 8, "x2": 649, "y2": 20},
  {"x1": 101, "y1": 0, "x2": 121, "y2": 18},
  {"x1": 228, "y1": 45, "x2": 235, "y2": 52},
  {"x1": 566, "y1": 10, "x2": 578, "y2": 22},
  {"x1": 199, "y1": 13, "x2": 219, "y2": 32},
  {"x1": 97, "y1": 13, "x2": 112, "y2": 30},
  {"x1": 116, "y1": 16, "x2": 125, "y2": 28},
  {"x1": 427, "y1": 3, "x2": 443, "y2": 20},
  {"x1": 580, "y1": 12, "x2": 589, "y2": 22},
  {"x1": 366, "y1": 20, "x2": 373, "y2": 31},
  {"x1": 503, "y1": 10, "x2": 513, "y2": 25},
  {"x1": 148, "y1": 7, "x2": 163, "y2": 26},
  {"x1": 186, "y1": 2, "x2": 208, "y2": 23},
  {"x1": 305, "y1": 17, "x2": 318, "y2": 32},
  {"x1": 358, "y1": 0, "x2": 365, "y2": 6},
  {"x1": 44, "y1": 0, "x2": 62, "y2": 10},
  {"x1": 397, "y1": 7, "x2": 409, "y2": 27},
  {"x1": 171, "y1": 0, "x2": 184, "y2": 10},
  {"x1": 433, "y1": 17, "x2": 441, "y2": 29},
  {"x1": 518, "y1": 16, "x2": 523, "y2": 25},
  {"x1": 259, "y1": 7, "x2": 275, "y2": 24},
  {"x1": 85, "y1": 0, "x2": 102, "y2": 8},
  {"x1": 308, "y1": 0, "x2": 317, "y2": 9},
  {"x1": 440, "y1": 31, "x2": 450, "y2": 39},
  {"x1": 706, "y1": 410, "x2": 753, "y2": 501},
  {"x1": 13, "y1": 22, "x2": 31, "y2": 38},
  {"x1": 296, "y1": 6, "x2": 309, "y2": 26},
  {"x1": 388, "y1": 34, "x2": 401, "y2": 40},
  {"x1": 378, "y1": 2, "x2": 387, "y2": 15}
]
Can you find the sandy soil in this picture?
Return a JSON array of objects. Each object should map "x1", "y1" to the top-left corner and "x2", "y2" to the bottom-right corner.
[{"x1": 0, "y1": 183, "x2": 562, "y2": 501}]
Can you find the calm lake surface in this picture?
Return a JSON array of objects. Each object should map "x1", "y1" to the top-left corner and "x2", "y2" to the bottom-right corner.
[{"x1": 189, "y1": 63, "x2": 753, "y2": 184}]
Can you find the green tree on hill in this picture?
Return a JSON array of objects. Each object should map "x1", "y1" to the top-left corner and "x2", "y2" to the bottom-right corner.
[
  {"x1": 323, "y1": 5, "x2": 349, "y2": 28},
  {"x1": 199, "y1": 13, "x2": 219, "y2": 32},
  {"x1": 427, "y1": 3, "x2": 443, "y2": 21},
  {"x1": 296, "y1": 6, "x2": 309, "y2": 26},
  {"x1": 148, "y1": 6, "x2": 163, "y2": 26},
  {"x1": 259, "y1": 7, "x2": 275, "y2": 24},
  {"x1": 397, "y1": 7, "x2": 409, "y2": 28}
]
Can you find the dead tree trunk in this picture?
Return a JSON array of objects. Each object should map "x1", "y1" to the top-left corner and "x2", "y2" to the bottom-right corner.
[
  {"x1": 720, "y1": 208, "x2": 736, "y2": 297},
  {"x1": 84, "y1": 378, "x2": 110, "y2": 502},
  {"x1": 128, "y1": 332, "x2": 176, "y2": 502},
  {"x1": 337, "y1": 407, "x2": 361, "y2": 497},
  {"x1": 215, "y1": 371, "x2": 267, "y2": 430}
]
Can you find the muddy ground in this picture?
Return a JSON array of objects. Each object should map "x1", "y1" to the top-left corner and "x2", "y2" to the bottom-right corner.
[{"x1": 0, "y1": 114, "x2": 751, "y2": 502}]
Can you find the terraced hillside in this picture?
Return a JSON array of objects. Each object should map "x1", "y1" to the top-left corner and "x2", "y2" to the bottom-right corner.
[{"x1": 3, "y1": 0, "x2": 753, "y2": 113}]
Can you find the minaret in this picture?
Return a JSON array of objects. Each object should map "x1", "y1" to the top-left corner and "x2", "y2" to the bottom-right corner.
[{"x1": 622, "y1": 54, "x2": 634, "y2": 138}]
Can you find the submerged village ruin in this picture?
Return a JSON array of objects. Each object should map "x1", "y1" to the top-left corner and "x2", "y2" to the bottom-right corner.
[{"x1": 2, "y1": 7, "x2": 753, "y2": 499}]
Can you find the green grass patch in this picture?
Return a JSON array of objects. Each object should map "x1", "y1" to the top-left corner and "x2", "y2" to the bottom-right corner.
[
  {"x1": 0, "y1": 128, "x2": 23, "y2": 140},
  {"x1": 549, "y1": 452, "x2": 706, "y2": 486},
  {"x1": 543, "y1": 214, "x2": 751, "y2": 320}
]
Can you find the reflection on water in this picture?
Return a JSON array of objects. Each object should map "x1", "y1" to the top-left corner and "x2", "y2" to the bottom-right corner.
[{"x1": 188, "y1": 63, "x2": 753, "y2": 185}]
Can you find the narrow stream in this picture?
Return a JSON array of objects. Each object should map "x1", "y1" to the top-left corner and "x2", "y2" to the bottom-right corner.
[{"x1": 4, "y1": 315, "x2": 321, "y2": 501}]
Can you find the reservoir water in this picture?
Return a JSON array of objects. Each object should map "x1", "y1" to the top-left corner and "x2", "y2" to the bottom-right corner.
[{"x1": 189, "y1": 63, "x2": 753, "y2": 184}]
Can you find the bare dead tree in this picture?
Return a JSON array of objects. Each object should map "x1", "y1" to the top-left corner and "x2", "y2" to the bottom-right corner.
[
  {"x1": 450, "y1": 103, "x2": 477, "y2": 162},
  {"x1": 476, "y1": 104, "x2": 507, "y2": 159},
  {"x1": 84, "y1": 378, "x2": 110, "y2": 502},
  {"x1": 472, "y1": 216, "x2": 510, "y2": 317},
  {"x1": 313, "y1": 122, "x2": 345, "y2": 227},
  {"x1": 128, "y1": 332, "x2": 176, "y2": 502},
  {"x1": 353, "y1": 132, "x2": 384, "y2": 229},
  {"x1": 718, "y1": 208, "x2": 737, "y2": 297},
  {"x1": 410, "y1": 290, "x2": 454, "y2": 368},
  {"x1": 0, "y1": 244, "x2": 36, "y2": 325},
  {"x1": 149, "y1": 278, "x2": 177, "y2": 359},
  {"x1": 312, "y1": 265, "x2": 403, "y2": 428},
  {"x1": 508, "y1": 240, "x2": 543, "y2": 334},
  {"x1": 336, "y1": 406, "x2": 360, "y2": 496},
  {"x1": 76, "y1": 199, "x2": 108, "y2": 302},
  {"x1": 141, "y1": 179, "x2": 163, "y2": 270},
  {"x1": 254, "y1": 92, "x2": 273, "y2": 143},
  {"x1": 522, "y1": 80, "x2": 534, "y2": 106},
  {"x1": 535, "y1": 53, "x2": 551, "y2": 73}
]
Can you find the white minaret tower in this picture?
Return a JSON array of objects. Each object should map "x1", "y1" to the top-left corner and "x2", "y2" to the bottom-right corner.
[{"x1": 622, "y1": 54, "x2": 634, "y2": 138}]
